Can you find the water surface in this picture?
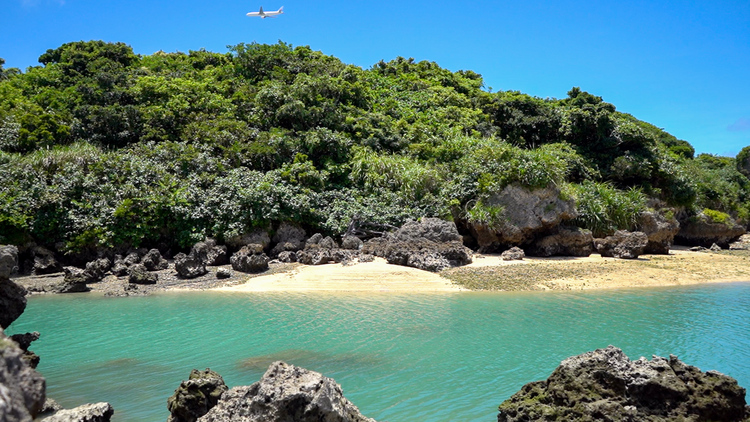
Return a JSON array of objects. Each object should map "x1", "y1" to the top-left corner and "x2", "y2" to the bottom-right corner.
[{"x1": 8, "y1": 282, "x2": 750, "y2": 421}]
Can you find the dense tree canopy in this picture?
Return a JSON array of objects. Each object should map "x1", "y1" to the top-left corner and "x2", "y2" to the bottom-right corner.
[{"x1": 0, "y1": 40, "x2": 747, "y2": 251}]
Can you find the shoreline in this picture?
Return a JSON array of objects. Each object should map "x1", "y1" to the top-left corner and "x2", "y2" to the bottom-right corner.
[{"x1": 13, "y1": 248, "x2": 750, "y2": 295}]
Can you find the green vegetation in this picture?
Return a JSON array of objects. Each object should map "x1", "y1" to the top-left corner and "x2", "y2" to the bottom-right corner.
[{"x1": 0, "y1": 41, "x2": 748, "y2": 251}]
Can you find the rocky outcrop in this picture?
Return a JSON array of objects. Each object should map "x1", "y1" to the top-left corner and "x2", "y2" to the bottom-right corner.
[
  {"x1": 174, "y1": 253, "x2": 208, "y2": 279},
  {"x1": 0, "y1": 328, "x2": 46, "y2": 421},
  {"x1": 198, "y1": 362, "x2": 376, "y2": 422},
  {"x1": 638, "y1": 211, "x2": 680, "y2": 254},
  {"x1": 1, "y1": 245, "x2": 19, "y2": 278},
  {"x1": 127, "y1": 264, "x2": 158, "y2": 285},
  {"x1": 191, "y1": 240, "x2": 228, "y2": 267},
  {"x1": 594, "y1": 230, "x2": 649, "y2": 259},
  {"x1": 83, "y1": 258, "x2": 112, "y2": 283},
  {"x1": 527, "y1": 226, "x2": 594, "y2": 257},
  {"x1": 501, "y1": 247, "x2": 525, "y2": 261},
  {"x1": 340, "y1": 235, "x2": 363, "y2": 251},
  {"x1": 141, "y1": 249, "x2": 169, "y2": 272},
  {"x1": 497, "y1": 345, "x2": 750, "y2": 422},
  {"x1": 468, "y1": 184, "x2": 577, "y2": 251},
  {"x1": 1, "y1": 246, "x2": 28, "y2": 329},
  {"x1": 269, "y1": 223, "x2": 307, "y2": 258},
  {"x1": 1, "y1": 280, "x2": 27, "y2": 329},
  {"x1": 362, "y1": 218, "x2": 472, "y2": 272},
  {"x1": 230, "y1": 246, "x2": 269, "y2": 273},
  {"x1": 9, "y1": 331, "x2": 40, "y2": 368},
  {"x1": 676, "y1": 212, "x2": 746, "y2": 248},
  {"x1": 61, "y1": 267, "x2": 93, "y2": 292},
  {"x1": 167, "y1": 369, "x2": 228, "y2": 422},
  {"x1": 42, "y1": 402, "x2": 114, "y2": 422},
  {"x1": 729, "y1": 234, "x2": 750, "y2": 250},
  {"x1": 226, "y1": 230, "x2": 271, "y2": 251},
  {"x1": 30, "y1": 246, "x2": 63, "y2": 275}
]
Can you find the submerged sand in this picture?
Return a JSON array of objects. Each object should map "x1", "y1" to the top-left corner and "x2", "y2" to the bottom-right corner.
[{"x1": 216, "y1": 248, "x2": 750, "y2": 293}]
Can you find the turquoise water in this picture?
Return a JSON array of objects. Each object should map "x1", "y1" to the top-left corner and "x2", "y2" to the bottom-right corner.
[{"x1": 8, "y1": 283, "x2": 750, "y2": 422}]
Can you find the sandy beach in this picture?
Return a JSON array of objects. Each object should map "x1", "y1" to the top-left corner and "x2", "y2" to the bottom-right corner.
[{"x1": 215, "y1": 248, "x2": 750, "y2": 293}]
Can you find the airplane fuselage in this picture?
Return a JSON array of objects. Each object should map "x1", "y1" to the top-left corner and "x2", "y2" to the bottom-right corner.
[{"x1": 247, "y1": 6, "x2": 284, "y2": 18}]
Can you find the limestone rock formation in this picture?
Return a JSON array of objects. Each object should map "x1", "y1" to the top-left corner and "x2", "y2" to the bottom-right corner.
[
  {"x1": 1, "y1": 246, "x2": 27, "y2": 329},
  {"x1": 0, "y1": 328, "x2": 46, "y2": 421},
  {"x1": 497, "y1": 345, "x2": 750, "y2": 422},
  {"x1": 127, "y1": 264, "x2": 158, "y2": 285},
  {"x1": 167, "y1": 368, "x2": 228, "y2": 422},
  {"x1": 83, "y1": 258, "x2": 112, "y2": 283},
  {"x1": 527, "y1": 226, "x2": 594, "y2": 257},
  {"x1": 594, "y1": 230, "x2": 648, "y2": 259},
  {"x1": 141, "y1": 249, "x2": 169, "y2": 271},
  {"x1": 61, "y1": 267, "x2": 93, "y2": 292},
  {"x1": 191, "y1": 240, "x2": 228, "y2": 267},
  {"x1": 468, "y1": 184, "x2": 577, "y2": 251},
  {"x1": 729, "y1": 234, "x2": 750, "y2": 250},
  {"x1": 174, "y1": 253, "x2": 208, "y2": 279},
  {"x1": 638, "y1": 211, "x2": 680, "y2": 254},
  {"x1": 230, "y1": 247, "x2": 269, "y2": 273},
  {"x1": 226, "y1": 230, "x2": 271, "y2": 250},
  {"x1": 362, "y1": 218, "x2": 472, "y2": 272},
  {"x1": 198, "y1": 362, "x2": 376, "y2": 422},
  {"x1": 29, "y1": 246, "x2": 63, "y2": 275},
  {"x1": 42, "y1": 402, "x2": 114, "y2": 422},
  {"x1": 1, "y1": 245, "x2": 19, "y2": 278},
  {"x1": 501, "y1": 247, "x2": 525, "y2": 261},
  {"x1": 341, "y1": 235, "x2": 363, "y2": 251},
  {"x1": 676, "y1": 212, "x2": 746, "y2": 248},
  {"x1": 9, "y1": 331, "x2": 41, "y2": 368}
]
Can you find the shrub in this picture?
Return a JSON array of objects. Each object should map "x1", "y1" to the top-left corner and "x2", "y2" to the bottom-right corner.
[{"x1": 567, "y1": 181, "x2": 647, "y2": 237}]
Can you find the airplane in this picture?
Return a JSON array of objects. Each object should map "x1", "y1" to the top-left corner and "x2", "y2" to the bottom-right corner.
[{"x1": 246, "y1": 6, "x2": 284, "y2": 18}]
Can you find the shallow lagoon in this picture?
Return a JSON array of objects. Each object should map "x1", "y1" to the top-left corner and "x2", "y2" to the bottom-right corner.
[{"x1": 8, "y1": 282, "x2": 750, "y2": 421}]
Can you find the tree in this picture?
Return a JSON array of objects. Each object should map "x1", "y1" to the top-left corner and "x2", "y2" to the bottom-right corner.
[{"x1": 736, "y1": 145, "x2": 750, "y2": 178}]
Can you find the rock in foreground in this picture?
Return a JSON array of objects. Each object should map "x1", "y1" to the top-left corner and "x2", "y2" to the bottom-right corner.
[
  {"x1": 497, "y1": 345, "x2": 750, "y2": 422},
  {"x1": 167, "y1": 368, "x2": 227, "y2": 422},
  {"x1": 198, "y1": 361, "x2": 376, "y2": 422},
  {"x1": 0, "y1": 328, "x2": 46, "y2": 422},
  {"x1": 42, "y1": 402, "x2": 113, "y2": 422}
]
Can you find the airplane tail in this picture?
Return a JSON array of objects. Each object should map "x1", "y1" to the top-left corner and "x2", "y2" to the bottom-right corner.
[
  {"x1": 259, "y1": 6, "x2": 264, "y2": 13},
  {"x1": 278, "y1": 6, "x2": 284, "y2": 13}
]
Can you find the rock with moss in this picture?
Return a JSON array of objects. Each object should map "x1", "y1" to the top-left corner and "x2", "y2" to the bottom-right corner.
[
  {"x1": 167, "y1": 369, "x2": 228, "y2": 422},
  {"x1": 198, "y1": 361, "x2": 376, "y2": 422},
  {"x1": 497, "y1": 345, "x2": 750, "y2": 422},
  {"x1": 676, "y1": 211, "x2": 746, "y2": 248},
  {"x1": 594, "y1": 230, "x2": 648, "y2": 259},
  {"x1": 468, "y1": 184, "x2": 577, "y2": 252},
  {"x1": 127, "y1": 264, "x2": 158, "y2": 285},
  {"x1": 0, "y1": 328, "x2": 46, "y2": 421}
]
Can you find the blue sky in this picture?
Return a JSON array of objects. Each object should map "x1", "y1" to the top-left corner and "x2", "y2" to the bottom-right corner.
[{"x1": 2, "y1": 0, "x2": 749, "y2": 156}]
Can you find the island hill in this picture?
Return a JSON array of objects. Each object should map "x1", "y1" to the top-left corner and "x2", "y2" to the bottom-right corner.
[{"x1": 2, "y1": 40, "x2": 750, "y2": 290}]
